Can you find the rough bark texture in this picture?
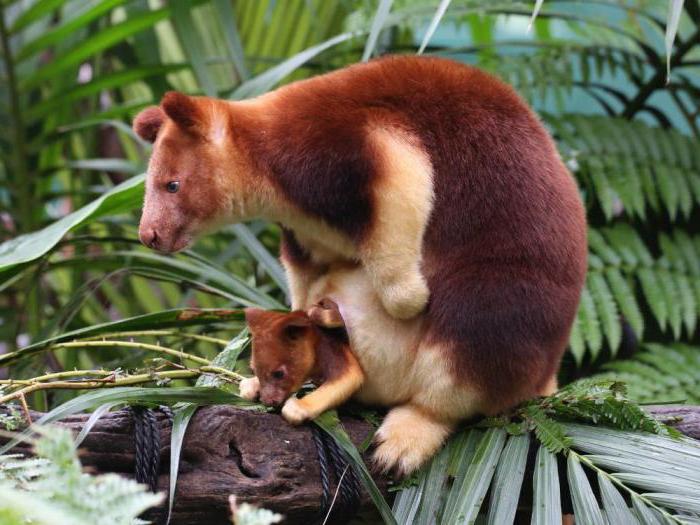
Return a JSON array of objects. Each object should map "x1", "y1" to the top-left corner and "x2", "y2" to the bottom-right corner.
[
  {"x1": 1, "y1": 405, "x2": 699, "y2": 524},
  {"x1": 3, "y1": 406, "x2": 387, "y2": 525}
]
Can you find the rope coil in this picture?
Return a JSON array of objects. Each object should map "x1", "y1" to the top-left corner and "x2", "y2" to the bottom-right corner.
[
  {"x1": 311, "y1": 425, "x2": 362, "y2": 524},
  {"x1": 129, "y1": 406, "x2": 360, "y2": 524}
]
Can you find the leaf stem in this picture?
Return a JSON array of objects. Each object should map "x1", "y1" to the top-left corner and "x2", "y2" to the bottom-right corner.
[
  {"x1": 50, "y1": 340, "x2": 211, "y2": 366},
  {"x1": 0, "y1": 370, "x2": 203, "y2": 405},
  {"x1": 79, "y1": 330, "x2": 231, "y2": 346}
]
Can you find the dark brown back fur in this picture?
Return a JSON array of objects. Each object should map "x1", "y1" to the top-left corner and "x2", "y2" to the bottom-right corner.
[{"x1": 236, "y1": 56, "x2": 586, "y2": 411}]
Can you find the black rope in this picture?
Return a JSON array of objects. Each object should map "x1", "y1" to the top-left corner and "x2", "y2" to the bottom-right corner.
[
  {"x1": 311, "y1": 425, "x2": 362, "y2": 524},
  {"x1": 130, "y1": 406, "x2": 172, "y2": 493}
]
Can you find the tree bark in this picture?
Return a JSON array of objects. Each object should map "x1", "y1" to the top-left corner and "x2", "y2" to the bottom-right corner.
[
  {"x1": 1, "y1": 405, "x2": 699, "y2": 525},
  {"x1": 3, "y1": 406, "x2": 388, "y2": 525}
]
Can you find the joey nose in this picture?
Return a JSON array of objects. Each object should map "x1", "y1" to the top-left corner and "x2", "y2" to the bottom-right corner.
[{"x1": 139, "y1": 228, "x2": 160, "y2": 250}]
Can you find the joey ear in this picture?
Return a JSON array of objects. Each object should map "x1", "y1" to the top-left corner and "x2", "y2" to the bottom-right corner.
[
  {"x1": 161, "y1": 91, "x2": 203, "y2": 130},
  {"x1": 283, "y1": 313, "x2": 311, "y2": 341},
  {"x1": 244, "y1": 307, "x2": 268, "y2": 329},
  {"x1": 133, "y1": 106, "x2": 165, "y2": 143}
]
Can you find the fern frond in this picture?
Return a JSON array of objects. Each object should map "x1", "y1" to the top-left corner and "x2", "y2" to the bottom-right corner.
[
  {"x1": 549, "y1": 115, "x2": 700, "y2": 220},
  {"x1": 592, "y1": 343, "x2": 700, "y2": 404},
  {"x1": 575, "y1": 226, "x2": 700, "y2": 360},
  {"x1": 0, "y1": 426, "x2": 162, "y2": 524}
]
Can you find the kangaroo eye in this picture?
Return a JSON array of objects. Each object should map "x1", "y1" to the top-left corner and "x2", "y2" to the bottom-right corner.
[
  {"x1": 166, "y1": 181, "x2": 179, "y2": 193},
  {"x1": 271, "y1": 370, "x2": 285, "y2": 380}
]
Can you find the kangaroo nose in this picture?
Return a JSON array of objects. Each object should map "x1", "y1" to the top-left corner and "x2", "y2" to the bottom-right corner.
[{"x1": 139, "y1": 228, "x2": 160, "y2": 250}]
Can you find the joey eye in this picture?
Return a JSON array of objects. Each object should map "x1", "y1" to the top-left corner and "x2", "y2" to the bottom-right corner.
[
  {"x1": 271, "y1": 369, "x2": 285, "y2": 380},
  {"x1": 165, "y1": 181, "x2": 180, "y2": 193}
]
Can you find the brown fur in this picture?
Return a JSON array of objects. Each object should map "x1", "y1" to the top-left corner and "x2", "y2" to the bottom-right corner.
[
  {"x1": 134, "y1": 55, "x2": 587, "y2": 471},
  {"x1": 242, "y1": 306, "x2": 364, "y2": 424}
]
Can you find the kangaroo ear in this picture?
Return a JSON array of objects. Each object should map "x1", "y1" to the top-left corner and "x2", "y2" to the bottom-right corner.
[
  {"x1": 133, "y1": 106, "x2": 165, "y2": 143},
  {"x1": 161, "y1": 91, "x2": 204, "y2": 131}
]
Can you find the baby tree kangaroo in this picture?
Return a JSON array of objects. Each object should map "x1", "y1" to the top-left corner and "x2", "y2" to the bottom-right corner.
[{"x1": 240, "y1": 300, "x2": 364, "y2": 425}]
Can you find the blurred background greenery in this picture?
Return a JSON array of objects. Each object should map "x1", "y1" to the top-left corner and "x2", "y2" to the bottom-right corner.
[{"x1": 0, "y1": 0, "x2": 699, "y2": 408}]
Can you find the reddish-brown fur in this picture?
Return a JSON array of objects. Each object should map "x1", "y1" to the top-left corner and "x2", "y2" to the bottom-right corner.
[
  {"x1": 233, "y1": 57, "x2": 586, "y2": 411},
  {"x1": 244, "y1": 307, "x2": 359, "y2": 408},
  {"x1": 135, "y1": 55, "x2": 586, "y2": 414}
]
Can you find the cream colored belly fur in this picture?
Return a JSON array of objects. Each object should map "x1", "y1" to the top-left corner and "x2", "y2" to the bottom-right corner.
[{"x1": 305, "y1": 265, "x2": 482, "y2": 473}]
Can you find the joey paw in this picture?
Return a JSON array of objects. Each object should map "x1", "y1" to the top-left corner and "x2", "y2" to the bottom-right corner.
[
  {"x1": 239, "y1": 377, "x2": 260, "y2": 401},
  {"x1": 281, "y1": 397, "x2": 312, "y2": 425}
]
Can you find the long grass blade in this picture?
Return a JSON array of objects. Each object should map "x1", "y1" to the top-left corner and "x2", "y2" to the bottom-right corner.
[
  {"x1": 417, "y1": 0, "x2": 451, "y2": 54},
  {"x1": 531, "y1": 445, "x2": 561, "y2": 525},
  {"x1": 362, "y1": 0, "x2": 393, "y2": 62},
  {"x1": 2, "y1": 308, "x2": 245, "y2": 365},
  {"x1": 597, "y1": 472, "x2": 637, "y2": 525},
  {"x1": 230, "y1": 224, "x2": 288, "y2": 298},
  {"x1": 167, "y1": 404, "x2": 197, "y2": 525},
  {"x1": 0, "y1": 175, "x2": 144, "y2": 273},
  {"x1": 171, "y1": 0, "x2": 217, "y2": 97},
  {"x1": 567, "y1": 453, "x2": 605, "y2": 525},
  {"x1": 487, "y1": 434, "x2": 529, "y2": 525},
  {"x1": 527, "y1": 0, "x2": 545, "y2": 32},
  {"x1": 167, "y1": 330, "x2": 249, "y2": 524},
  {"x1": 665, "y1": 0, "x2": 685, "y2": 81},
  {"x1": 74, "y1": 402, "x2": 119, "y2": 446},
  {"x1": 231, "y1": 31, "x2": 358, "y2": 100},
  {"x1": 213, "y1": 0, "x2": 250, "y2": 81},
  {"x1": 442, "y1": 428, "x2": 506, "y2": 524}
]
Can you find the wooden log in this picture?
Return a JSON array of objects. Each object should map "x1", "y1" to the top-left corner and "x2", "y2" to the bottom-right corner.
[
  {"x1": 1, "y1": 405, "x2": 699, "y2": 524},
  {"x1": 3, "y1": 406, "x2": 388, "y2": 525}
]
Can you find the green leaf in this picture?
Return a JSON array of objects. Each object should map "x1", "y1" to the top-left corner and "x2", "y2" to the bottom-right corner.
[
  {"x1": 487, "y1": 434, "x2": 529, "y2": 525},
  {"x1": 171, "y1": 0, "x2": 218, "y2": 97},
  {"x1": 578, "y1": 287, "x2": 603, "y2": 361},
  {"x1": 20, "y1": 9, "x2": 171, "y2": 89},
  {"x1": 638, "y1": 268, "x2": 669, "y2": 331},
  {"x1": 230, "y1": 224, "x2": 288, "y2": 298},
  {"x1": 0, "y1": 175, "x2": 144, "y2": 274},
  {"x1": 362, "y1": 0, "x2": 393, "y2": 62},
  {"x1": 632, "y1": 495, "x2": 665, "y2": 525},
  {"x1": 567, "y1": 453, "x2": 605, "y2": 525},
  {"x1": 417, "y1": 0, "x2": 452, "y2": 54},
  {"x1": 605, "y1": 268, "x2": 644, "y2": 340},
  {"x1": 588, "y1": 271, "x2": 622, "y2": 354},
  {"x1": 9, "y1": 0, "x2": 66, "y2": 33},
  {"x1": 442, "y1": 428, "x2": 506, "y2": 524},
  {"x1": 212, "y1": 0, "x2": 249, "y2": 81},
  {"x1": 231, "y1": 31, "x2": 358, "y2": 100},
  {"x1": 14, "y1": 0, "x2": 129, "y2": 61},
  {"x1": 531, "y1": 445, "x2": 561, "y2": 525},
  {"x1": 664, "y1": 0, "x2": 685, "y2": 80},
  {"x1": 0, "y1": 386, "x2": 247, "y2": 455},
  {"x1": 1, "y1": 308, "x2": 245, "y2": 366},
  {"x1": 597, "y1": 472, "x2": 637, "y2": 525},
  {"x1": 314, "y1": 411, "x2": 397, "y2": 525}
]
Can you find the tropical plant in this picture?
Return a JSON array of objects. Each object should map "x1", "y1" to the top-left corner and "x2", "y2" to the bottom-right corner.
[
  {"x1": 1, "y1": 0, "x2": 700, "y2": 524},
  {"x1": 0, "y1": 425, "x2": 162, "y2": 524}
]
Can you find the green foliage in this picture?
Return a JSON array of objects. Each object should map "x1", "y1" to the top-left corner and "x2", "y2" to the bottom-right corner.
[
  {"x1": 593, "y1": 343, "x2": 700, "y2": 404},
  {"x1": 394, "y1": 381, "x2": 700, "y2": 524},
  {"x1": 572, "y1": 225, "x2": 700, "y2": 361},
  {"x1": 1, "y1": 0, "x2": 700, "y2": 524},
  {"x1": 0, "y1": 426, "x2": 162, "y2": 525},
  {"x1": 551, "y1": 116, "x2": 700, "y2": 221}
]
